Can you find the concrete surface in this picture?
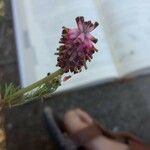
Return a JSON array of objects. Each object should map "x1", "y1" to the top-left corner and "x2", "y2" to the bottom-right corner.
[{"x1": 5, "y1": 76, "x2": 150, "y2": 149}]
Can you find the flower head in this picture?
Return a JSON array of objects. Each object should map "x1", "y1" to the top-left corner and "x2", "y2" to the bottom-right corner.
[{"x1": 56, "y1": 16, "x2": 99, "y2": 73}]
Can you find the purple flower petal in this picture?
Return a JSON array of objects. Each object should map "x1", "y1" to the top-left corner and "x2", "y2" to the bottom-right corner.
[{"x1": 56, "y1": 16, "x2": 99, "y2": 73}]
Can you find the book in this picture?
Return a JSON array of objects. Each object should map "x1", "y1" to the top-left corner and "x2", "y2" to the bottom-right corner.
[{"x1": 11, "y1": 0, "x2": 150, "y2": 92}]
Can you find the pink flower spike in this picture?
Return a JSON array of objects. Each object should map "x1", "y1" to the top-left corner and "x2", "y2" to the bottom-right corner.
[{"x1": 56, "y1": 16, "x2": 99, "y2": 73}]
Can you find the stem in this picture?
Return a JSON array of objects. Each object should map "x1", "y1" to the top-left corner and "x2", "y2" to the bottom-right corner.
[{"x1": 5, "y1": 69, "x2": 64, "y2": 105}]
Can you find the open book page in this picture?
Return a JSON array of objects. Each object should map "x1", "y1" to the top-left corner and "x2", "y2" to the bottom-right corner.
[
  {"x1": 96, "y1": 0, "x2": 150, "y2": 77},
  {"x1": 13, "y1": 0, "x2": 118, "y2": 91}
]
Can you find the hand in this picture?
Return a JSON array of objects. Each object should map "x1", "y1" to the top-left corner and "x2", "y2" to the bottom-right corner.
[{"x1": 63, "y1": 108, "x2": 129, "y2": 150}]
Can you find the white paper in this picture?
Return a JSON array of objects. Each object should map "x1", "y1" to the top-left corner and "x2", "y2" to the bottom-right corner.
[{"x1": 97, "y1": 0, "x2": 150, "y2": 76}]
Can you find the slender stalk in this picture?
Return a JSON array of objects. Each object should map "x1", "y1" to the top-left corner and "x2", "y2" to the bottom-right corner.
[{"x1": 5, "y1": 69, "x2": 64, "y2": 105}]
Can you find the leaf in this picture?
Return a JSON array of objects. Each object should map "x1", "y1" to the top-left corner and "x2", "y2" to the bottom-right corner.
[{"x1": 8, "y1": 75, "x2": 62, "y2": 107}]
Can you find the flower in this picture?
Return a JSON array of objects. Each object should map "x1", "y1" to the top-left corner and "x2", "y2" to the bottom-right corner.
[{"x1": 56, "y1": 16, "x2": 99, "y2": 73}]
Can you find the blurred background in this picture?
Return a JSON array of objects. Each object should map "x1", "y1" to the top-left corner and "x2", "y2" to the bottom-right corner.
[{"x1": 0, "y1": 0, "x2": 150, "y2": 149}]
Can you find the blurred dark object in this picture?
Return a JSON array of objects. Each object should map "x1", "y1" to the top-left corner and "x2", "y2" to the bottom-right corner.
[
  {"x1": 44, "y1": 107, "x2": 77, "y2": 150},
  {"x1": 0, "y1": 0, "x2": 20, "y2": 86}
]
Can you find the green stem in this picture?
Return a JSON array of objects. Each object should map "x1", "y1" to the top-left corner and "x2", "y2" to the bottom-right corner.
[{"x1": 5, "y1": 69, "x2": 64, "y2": 105}]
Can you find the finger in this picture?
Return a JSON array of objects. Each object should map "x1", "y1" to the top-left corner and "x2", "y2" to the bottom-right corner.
[{"x1": 74, "y1": 108, "x2": 93, "y2": 124}]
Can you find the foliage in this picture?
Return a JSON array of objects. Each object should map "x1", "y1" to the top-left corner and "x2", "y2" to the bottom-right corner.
[{"x1": 0, "y1": 75, "x2": 61, "y2": 108}]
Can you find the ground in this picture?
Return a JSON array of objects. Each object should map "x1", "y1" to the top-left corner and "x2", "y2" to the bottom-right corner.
[{"x1": 0, "y1": 0, "x2": 150, "y2": 149}]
